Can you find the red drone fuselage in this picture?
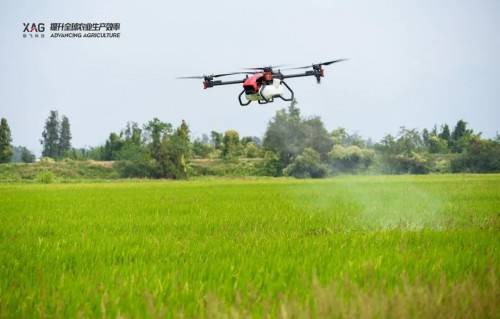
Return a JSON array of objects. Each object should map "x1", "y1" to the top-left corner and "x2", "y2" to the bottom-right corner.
[{"x1": 242, "y1": 73, "x2": 263, "y2": 93}]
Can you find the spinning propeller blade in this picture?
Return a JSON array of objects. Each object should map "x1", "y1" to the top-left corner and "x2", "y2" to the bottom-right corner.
[
  {"x1": 176, "y1": 72, "x2": 251, "y2": 80},
  {"x1": 176, "y1": 76, "x2": 206, "y2": 79},
  {"x1": 242, "y1": 64, "x2": 288, "y2": 71},
  {"x1": 282, "y1": 59, "x2": 348, "y2": 70}
]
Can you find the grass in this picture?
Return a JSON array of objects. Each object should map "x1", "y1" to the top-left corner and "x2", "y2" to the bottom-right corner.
[
  {"x1": 0, "y1": 175, "x2": 498, "y2": 318},
  {"x1": 0, "y1": 159, "x2": 266, "y2": 182},
  {"x1": 0, "y1": 160, "x2": 118, "y2": 182}
]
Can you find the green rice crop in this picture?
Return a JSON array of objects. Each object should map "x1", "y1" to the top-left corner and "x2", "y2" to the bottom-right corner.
[{"x1": 0, "y1": 175, "x2": 498, "y2": 318}]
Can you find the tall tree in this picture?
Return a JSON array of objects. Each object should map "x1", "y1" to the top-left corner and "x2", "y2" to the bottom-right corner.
[
  {"x1": 41, "y1": 111, "x2": 60, "y2": 159},
  {"x1": 263, "y1": 102, "x2": 303, "y2": 166},
  {"x1": 159, "y1": 120, "x2": 191, "y2": 179},
  {"x1": 222, "y1": 130, "x2": 240, "y2": 158},
  {"x1": 451, "y1": 120, "x2": 467, "y2": 142},
  {"x1": 0, "y1": 118, "x2": 13, "y2": 163},
  {"x1": 176, "y1": 120, "x2": 191, "y2": 174},
  {"x1": 59, "y1": 115, "x2": 72, "y2": 157},
  {"x1": 210, "y1": 131, "x2": 223, "y2": 150},
  {"x1": 450, "y1": 119, "x2": 473, "y2": 153},
  {"x1": 438, "y1": 124, "x2": 451, "y2": 147},
  {"x1": 302, "y1": 117, "x2": 333, "y2": 157},
  {"x1": 123, "y1": 121, "x2": 142, "y2": 146},
  {"x1": 263, "y1": 101, "x2": 331, "y2": 167},
  {"x1": 103, "y1": 132, "x2": 124, "y2": 161},
  {"x1": 422, "y1": 128, "x2": 430, "y2": 148},
  {"x1": 331, "y1": 127, "x2": 349, "y2": 146},
  {"x1": 144, "y1": 118, "x2": 171, "y2": 161}
]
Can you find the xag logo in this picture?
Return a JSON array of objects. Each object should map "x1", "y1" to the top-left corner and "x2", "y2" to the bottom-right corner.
[{"x1": 23, "y1": 23, "x2": 45, "y2": 38}]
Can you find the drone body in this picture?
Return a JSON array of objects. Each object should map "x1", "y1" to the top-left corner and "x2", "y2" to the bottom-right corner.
[{"x1": 178, "y1": 59, "x2": 347, "y2": 106}]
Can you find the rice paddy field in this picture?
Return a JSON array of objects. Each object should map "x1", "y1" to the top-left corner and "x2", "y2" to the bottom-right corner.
[{"x1": 0, "y1": 174, "x2": 498, "y2": 318}]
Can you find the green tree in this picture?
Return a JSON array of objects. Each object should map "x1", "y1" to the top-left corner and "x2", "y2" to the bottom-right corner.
[
  {"x1": 243, "y1": 142, "x2": 259, "y2": 158},
  {"x1": 331, "y1": 127, "x2": 349, "y2": 146},
  {"x1": 158, "y1": 120, "x2": 191, "y2": 179},
  {"x1": 21, "y1": 147, "x2": 36, "y2": 163},
  {"x1": 451, "y1": 138, "x2": 500, "y2": 173},
  {"x1": 422, "y1": 128, "x2": 430, "y2": 147},
  {"x1": 241, "y1": 136, "x2": 261, "y2": 147},
  {"x1": 450, "y1": 120, "x2": 474, "y2": 153},
  {"x1": 331, "y1": 128, "x2": 366, "y2": 147},
  {"x1": 41, "y1": 110, "x2": 60, "y2": 159},
  {"x1": 427, "y1": 135, "x2": 448, "y2": 153},
  {"x1": 284, "y1": 148, "x2": 328, "y2": 178},
  {"x1": 397, "y1": 127, "x2": 425, "y2": 155},
  {"x1": 329, "y1": 145, "x2": 375, "y2": 173},
  {"x1": 263, "y1": 103, "x2": 304, "y2": 166},
  {"x1": 192, "y1": 138, "x2": 213, "y2": 158},
  {"x1": 264, "y1": 102, "x2": 332, "y2": 169},
  {"x1": 210, "y1": 131, "x2": 223, "y2": 150},
  {"x1": 103, "y1": 132, "x2": 124, "y2": 160},
  {"x1": 0, "y1": 118, "x2": 13, "y2": 163},
  {"x1": 376, "y1": 128, "x2": 424, "y2": 156},
  {"x1": 222, "y1": 130, "x2": 240, "y2": 158},
  {"x1": 123, "y1": 121, "x2": 143, "y2": 146},
  {"x1": 451, "y1": 120, "x2": 467, "y2": 142},
  {"x1": 59, "y1": 115, "x2": 72, "y2": 157},
  {"x1": 438, "y1": 124, "x2": 451, "y2": 147},
  {"x1": 144, "y1": 118, "x2": 171, "y2": 161},
  {"x1": 375, "y1": 128, "x2": 430, "y2": 174},
  {"x1": 257, "y1": 151, "x2": 282, "y2": 176},
  {"x1": 302, "y1": 117, "x2": 333, "y2": 159}
]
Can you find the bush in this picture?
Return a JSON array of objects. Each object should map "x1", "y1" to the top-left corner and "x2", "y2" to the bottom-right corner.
[
  {"x1": 284, "y1": 148, "x2": 327, "y2": 178},
  {"x1": 387, "y1": 152, "x2": 431, "y2": 174},
  {"x1": 244, "y1": 142, "x2": 259, "y2": 158},
  {"x1": 114, "y1": 160, "x2": 156, "y2": 178},
  {"x1": 328, "y1": 145, "x2": 374, "y2": 173},
  {"x1": 36, "y1": 171, "x2": 55, "y2": 184},
  {"x1": 427, "y1": 135, "x2": 449, "y2": 153},
  {"x1": 431, "y1": 158, "x2": 451, "y2": 173},
  {"x1": 256, "y1": 151, "x2": 282, "y2": 177},
  {"x1": 451, "y1": 138, "x2": 500, "y2": 173},
  {"x1": 190, "y1": 159, "x2": 262, "y2": 176},
  {"x1": 39, "y1": 157, "x2": 55, "y2": 163},
  {"x1": 20, "y1": 147, "x2": 36, "y2": 163}
]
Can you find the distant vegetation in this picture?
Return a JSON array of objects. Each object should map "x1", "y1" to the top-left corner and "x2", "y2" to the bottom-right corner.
[
  {"x1": 0, "y1": 158, "x2": 118, "y2": 182},
  {"x1": 1, "y1": 101, "x2": 499, "y2": 180}
]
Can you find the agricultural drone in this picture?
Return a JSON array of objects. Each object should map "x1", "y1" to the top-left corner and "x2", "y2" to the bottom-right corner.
[{"x1": 177, "y1": 59, "x2": 347, "y2": 106}]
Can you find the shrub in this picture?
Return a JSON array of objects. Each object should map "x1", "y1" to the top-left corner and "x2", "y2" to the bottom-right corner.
[
  {"x1": 427, "y1": 135, "x2": 449, "y2": 153},
  {"x1": 328, "y1": 145, "x2": 375, "y2": 173},
  {"x1": 39, "y1": 157, "x2": 55, "y2": 164},
  {"x1": 244, "y1": 142, "x2": 259, "y2": 158},
  {"x1": 114, "y1": 160, "x2": 156, "y2": 178},
  {"x1": 36, "y1": 171, "x2": 55, "y2": 184},
  {"x1": 222, "y1": 130, "x2": 240, "y2": 159},
  {"x1": 284, "y1": 148, "x2": 327, "y2": 178},
  {"x1": 20, "y1": 147, "x2": 36, "y2": 163},
  {"x1": 391, "y1": 152, "x2": 430, "y2": 174},
  {"x1": 256, "y1": 151, "x2": 283, "y2": 177},
  {"x1": 451, "y1": 138, "x2": 500, "y2": 173}
]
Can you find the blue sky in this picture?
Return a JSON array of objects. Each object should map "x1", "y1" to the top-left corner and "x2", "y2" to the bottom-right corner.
[{"x1": 1, "y1": 0, "x2": 499, "y2": 153}]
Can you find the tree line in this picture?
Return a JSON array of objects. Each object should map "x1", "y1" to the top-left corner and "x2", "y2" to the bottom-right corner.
[{"x1": 1, "y1": 102, "x2": 499, "y2": 178}]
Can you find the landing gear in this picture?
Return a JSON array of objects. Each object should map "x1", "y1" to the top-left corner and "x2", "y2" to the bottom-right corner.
[
  {"x1": 238, "y1": 81, "x2": 295, "y2": 106},
  {"x1": 238, "y1": 90, "x2": 252, "y2": 106}
]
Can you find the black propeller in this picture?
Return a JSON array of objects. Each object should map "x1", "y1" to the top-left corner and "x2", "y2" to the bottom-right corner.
[
  {"x1": 282, "y1": 59, "x2": 348, "y2": 83},
  {"x1": 282, "y1": 59, "x2": 348, "y2": 71},
  {"x1": 176, "y1": 72, "x2": 251, "y2": 80},
  {"x1": 243, "y1": 64, "x2": 288, "y2": 72}
]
